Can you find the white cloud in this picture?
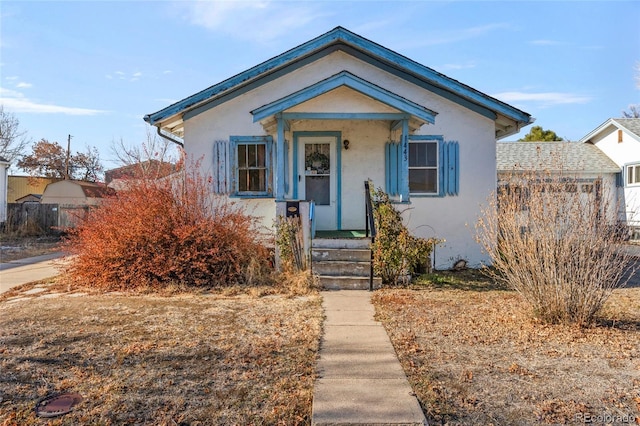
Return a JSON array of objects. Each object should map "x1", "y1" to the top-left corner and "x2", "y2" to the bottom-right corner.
[
  {"x1": 16, "y1": 82, "x2": 32, "y2": 88},
  {"x1": 492, "y1": 91, "x2": 592, "y2": 106},
  {"x1": 0, "y1": 87, "x2": 106, "y2": 115},
  {"x1": 177, "y1": 0, "x2": 327, "y2": 42},
  {"x1": 106, "y1": 70, "x2": 143, "y2": 82}
]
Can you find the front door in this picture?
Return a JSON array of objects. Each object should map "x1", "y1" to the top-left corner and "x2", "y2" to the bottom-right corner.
[{"x1": 298, "y1": 135, "x2": 337, "y2": 230}]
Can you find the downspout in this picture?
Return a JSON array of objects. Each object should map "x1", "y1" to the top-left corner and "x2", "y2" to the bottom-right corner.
[{"x1": 156, "y1": 126, "x2": 184, "y2": 148}]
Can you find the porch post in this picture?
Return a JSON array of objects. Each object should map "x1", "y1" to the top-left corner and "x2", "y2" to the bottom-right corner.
[
  {"x1": 400, "y1": 118, "x2": 410, "y2": 201},
  {"x1": 276, "y1": 114, "x2": 285, "y2": 200}
]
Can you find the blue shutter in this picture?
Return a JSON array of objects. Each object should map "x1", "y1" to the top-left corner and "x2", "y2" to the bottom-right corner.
[
  {"x1": 212, "y1": 140, "x2": 228, "y2": 194},
  {"x1": 385, "y1": 142, "x2": 401, "y2": 196},
  {"x1": 615, "y1": 171, "x2": 623, "y2": 188},
  {"x1": 440, "y1": 141, "x2": 459, "y2": 196},
  {"x1": 284, "y1": 140, "x2": 290, "y2": 195}
]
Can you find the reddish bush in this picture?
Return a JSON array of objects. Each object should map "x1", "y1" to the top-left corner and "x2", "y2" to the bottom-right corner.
[{"x1": 63, "y1": 166, "x2": 271, "y2": 291}]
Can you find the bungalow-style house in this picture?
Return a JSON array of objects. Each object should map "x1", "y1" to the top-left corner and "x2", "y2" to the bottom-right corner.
[
  {"x1": 496, "y1": 141, "x2": 621, "y2": 224},
  {"x1": 144, "y1": 27, "x2": 533, "y2": 271},
  {"x1": 580, "y1": 118, "x2": 640, "y2": 238}
]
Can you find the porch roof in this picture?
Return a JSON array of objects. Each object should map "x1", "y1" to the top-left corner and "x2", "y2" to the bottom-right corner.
[
  {"x1": 144, "y1": 26, "x2": 533, "y2": 140},
  {"x1": 250, "y1": 71, "x2": 437, "y2": 128}
]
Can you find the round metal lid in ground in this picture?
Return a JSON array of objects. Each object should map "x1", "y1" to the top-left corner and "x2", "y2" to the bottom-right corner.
[{"x1": 35, "y1": 393, "x2": 83, "y2": 418}]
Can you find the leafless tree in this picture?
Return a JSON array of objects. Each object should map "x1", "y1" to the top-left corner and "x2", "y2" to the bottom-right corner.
[
  {"x1": 0, "y1": 105, "x2": 30, "y2": 163},
  {"x1": 110, "y1": 126, "x2": 180, "y2": 173}
]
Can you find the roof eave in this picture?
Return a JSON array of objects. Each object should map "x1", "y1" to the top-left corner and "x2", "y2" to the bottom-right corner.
[{"x1": 144, "y1": 27, "x2": 532, "y2": 135}]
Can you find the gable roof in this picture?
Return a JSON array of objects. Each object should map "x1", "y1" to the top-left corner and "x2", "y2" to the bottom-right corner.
[
  {"x1": 579, "y1": 118, "x2": 640, "y2": 144},
  {"x1": 251, "y1": 71, "x2": 437, "y2": 125},
  {"x1": 497, "y1": 141, "x2": 621, "y2": 174},
  {"x1": 144, "y1": 26, "x2": 532, "y2": 139}
]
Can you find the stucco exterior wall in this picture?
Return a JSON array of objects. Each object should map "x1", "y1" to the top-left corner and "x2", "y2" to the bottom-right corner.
[{"x1": 183, "y1": 50, "x2": 499, "y2": 268}]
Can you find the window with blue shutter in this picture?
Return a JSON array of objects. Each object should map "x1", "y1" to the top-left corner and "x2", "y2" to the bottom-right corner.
[
  {"x1": 229, "y1": 135, "x2": 274, "y2": 197},
  {"x1": 385, "y1": 136, "x2": 459, "y2": 198}
]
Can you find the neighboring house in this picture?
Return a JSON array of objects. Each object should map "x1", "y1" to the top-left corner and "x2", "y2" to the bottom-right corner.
[
  {"x1": 496, "y1": 141, "x2": 621, "y2": 223},
  {"x1": 105, "y1": 160, "x2": 178, "y2": 191},
  {"x1": 7, "y1": 175, "x2": 59, "y2": 203},
  {"x1": 580, "y1": 118, "x2": 640, "y2": 236},
  {"x1": 144, "y1": 27, "x2": 533, "y2": 269},
  {"x1": 0, "y1": 157, "x2": 9, "y2": 223}
]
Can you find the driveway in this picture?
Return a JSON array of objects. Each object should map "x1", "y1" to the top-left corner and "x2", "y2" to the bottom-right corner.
[{"x1": 0, "y1": 252, "x2": 66, "y2": 294}]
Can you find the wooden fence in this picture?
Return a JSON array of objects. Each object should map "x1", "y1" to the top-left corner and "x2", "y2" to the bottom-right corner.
[{"x1": 2, "y1": 203, "x2": 90, "y2": 234}]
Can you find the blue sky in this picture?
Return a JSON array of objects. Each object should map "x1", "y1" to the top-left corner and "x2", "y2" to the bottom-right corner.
[{"x1": 1, "y1": 0, "x2": 639, "y2": 172}]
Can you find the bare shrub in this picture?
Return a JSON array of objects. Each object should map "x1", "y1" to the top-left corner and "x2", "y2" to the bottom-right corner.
[
  {"x1": 63, "y1": 163, "x2": 272, "y2": 291},
  {"x1": 476, "y1": 169, "x2": 633, "y2": 325},
  {"x1": 371, "y1": 187, "x2": 439, "y2": 285}
]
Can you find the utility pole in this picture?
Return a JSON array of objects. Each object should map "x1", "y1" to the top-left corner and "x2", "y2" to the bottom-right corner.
[{"x1": 65, "y1": 134, "x2": 72, "y2": 180}]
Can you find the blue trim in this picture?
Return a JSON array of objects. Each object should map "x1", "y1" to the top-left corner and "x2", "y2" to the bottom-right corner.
[
  {"x1": 385, "y1": 141, "x2": 401, "y2": 196},
  {"x1": 145, "y1": 27, "x2": 531, "y2": 131},
  {"x1": 229, "y1": 135, "x2": 273, "y2": 197},
  {"x1": 293, "y1": 131, "x2": 342, "y2": 230},
  {"x1": 252, "y1": 71, "x2": 437, "y2": 124},
  {"x1": 406, "y1": 135, "x2": 459, "y2": 198},
  {"x1": 400, "y1": 119, "x2": 410, "y2": 202},
  {"x1": 276, "y1": 117, "x2": 286, "y2": 200},
  {"x1": 281, "y1": 112, "x2": 411, "y2": 121},
  {"x1": 292, "y1": 135, "x2": 299, "y2": 199}
]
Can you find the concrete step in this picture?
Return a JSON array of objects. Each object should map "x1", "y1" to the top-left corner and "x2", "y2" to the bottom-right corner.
[
  {"x1": 312, "y1": 237, "x2": 371, "y2": 250},
  {"x1": 314, "y1": 260, "x2": 371, "y2": 277},
  {"x1": 312, "y1": 248, "x2": 371, "y2": 262},
  {"x1": 319, "y1": 275, "x2": 382, "y2": 290}
]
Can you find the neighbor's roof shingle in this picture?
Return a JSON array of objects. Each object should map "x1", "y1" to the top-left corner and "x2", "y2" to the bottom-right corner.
[
  {"x1": 497, "y1": 142, "x2": 621, "y2": 174},
  {"x1": 615, "y1": 118, "x2": 640, "y2": 138}
]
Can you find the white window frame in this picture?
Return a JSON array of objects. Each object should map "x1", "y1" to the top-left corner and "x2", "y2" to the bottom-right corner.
[
  {"x1": 408, "y1": 139, "x2": 439, "y2": 195},
  {"x1": 230, "y1": 136, "x2": 273, "y2": 197},
  {"x1": 626, "y1": 163, "x2": 640, "y2": 186}
]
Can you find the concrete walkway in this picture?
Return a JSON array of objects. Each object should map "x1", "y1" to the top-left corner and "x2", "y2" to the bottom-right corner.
[
  {"x1": 312, "y1": 290, "x2": 427, "y2": 425},
  {"x1": 0, "y1": 253, "x2": 66, "y2": 294}
]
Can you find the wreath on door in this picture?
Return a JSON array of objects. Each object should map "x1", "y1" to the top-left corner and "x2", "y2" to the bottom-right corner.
[{"x1": 305, "y1": 151, "x2": 330, "y2": 170}]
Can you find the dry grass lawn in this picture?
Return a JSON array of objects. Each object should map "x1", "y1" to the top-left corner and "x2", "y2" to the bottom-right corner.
[
  {"x1": 372, "y1": 270, "x2": 640, "y2": 426},
  {"x1": 0, "y1": 280, "x2": 322, "y2": 425},
  {"x1": 0, "y1": 236, "x2": 61, "y2": 263}
]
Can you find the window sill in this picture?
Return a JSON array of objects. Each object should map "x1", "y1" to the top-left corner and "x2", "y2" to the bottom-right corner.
[
  {"x1": 229, "y1": 193, "x2": 275, "y2": 199},
  {"x1": 409, "y1": 193, "x2": 443, "y2": 198}
]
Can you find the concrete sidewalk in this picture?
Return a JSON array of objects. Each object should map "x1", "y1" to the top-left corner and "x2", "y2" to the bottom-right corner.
[
  {"x1": 312, "y1": 290, "x2": 427, "y2": 425},
  {"x1": 0, "y1": 253, "x2": 66, "y2": 294}
]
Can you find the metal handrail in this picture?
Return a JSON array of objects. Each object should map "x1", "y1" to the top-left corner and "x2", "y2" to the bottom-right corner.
[{"x1": 364, "y1": 180, "x2": 376, "y2": 291}]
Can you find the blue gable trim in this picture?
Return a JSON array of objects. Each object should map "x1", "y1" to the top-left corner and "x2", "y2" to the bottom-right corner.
[
  {"x1": 251, "y1": 71, "x2": 437, "y2": 124},
  {"x1": 144, "y1": 26, "x2": 531, "y2": 132}
]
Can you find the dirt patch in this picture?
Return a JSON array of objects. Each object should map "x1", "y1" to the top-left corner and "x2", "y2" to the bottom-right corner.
[
  {"x1": 0, "y1": 285, "x2": 323, "y2": 425},
  {"x1": 0, "y1": 236, "x2": 61, "y2": 263},
  {"x1": 372, "y1": 271, "x2": 640, "y2": 425}
]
